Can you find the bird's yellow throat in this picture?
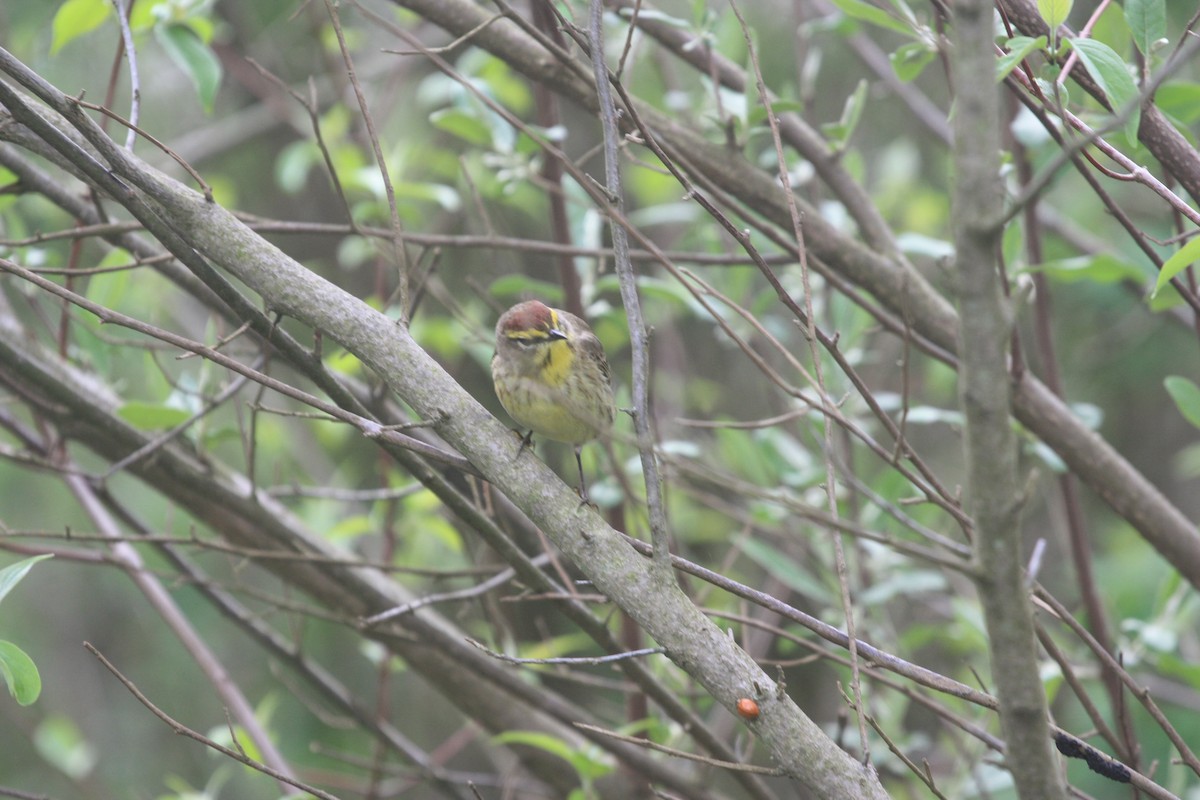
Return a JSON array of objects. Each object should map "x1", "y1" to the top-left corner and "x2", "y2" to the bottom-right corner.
[{"x1": 538, "y1": 337, "x2": 575, "y2": 388}]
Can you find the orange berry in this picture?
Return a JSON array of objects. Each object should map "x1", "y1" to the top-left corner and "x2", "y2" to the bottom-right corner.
[{"x1": 736, "y1": 698, "x2": 760, "y2": 720}]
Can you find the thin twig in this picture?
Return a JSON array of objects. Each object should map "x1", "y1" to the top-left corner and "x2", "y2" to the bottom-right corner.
[
  {"x1": 587, "y1": 0, "x2": 672, "y2": 574},
  {"x1": 574, "y1": 723, "x2": 785, "y2": 775},
  {"x1": 530, "y1": 0, "x2": 582, "y2": 316},
  {"x1": 83, "y1": 642, "x2": 341, "y2": 800},
  {"x1": 361, "y1": 555, "x2": 549, "y2": 626},
  {"x1": 1035, "y1": 587, "x2": 1200, "y2": 777},
  {"x1": 103, "y1": 360, "x2": 258, "y2": 479},
  {"x1": 71, "y1": 98, "x2": 211, "y2": 200},
  {"x1": 1012, "y1": 131, "x2": 1134, "y2": 762},
  {"x1": 0, "y1": 528, "x2": 504, "y2": 576},
  {"x1": 324, "y1": 0, "x2": 411, "y2": 320},
  {"x1": 59, "y1": 467, "x2": 296, "y2": 783},
  {"x1": 386, "y1": 13, "x2": 507, "y2": 56},
  {"x1": 264, "y1": 482, "x2": 426, "y2": 501},
  {"x1": 621, "y1": 533, "x2": 995, "y2": 707},
  {"x1": 0, "y1": 787, "x2": 51, "y2": 800},
  {"x1": 1001, "y1": 35, "x2": 1200, "y2": 229},
  {"x1": 859, "y1": 705, "x2": 950, "y2": 799},
  {"x1": 468, "y1": 638, "x2": 663, "y2": 666},
  {"x1": 1034, "y1": 622, "x2": 1124, "y2": 758},
  {"x1": 111, "y1": 0, "x2": 140, "y2": 150},
  {"x1": 245, "y1": 59, "x2": 358, "y2": 228}
]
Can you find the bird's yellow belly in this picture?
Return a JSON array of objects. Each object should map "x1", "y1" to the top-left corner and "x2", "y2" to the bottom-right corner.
[{"x1": 495, "y1": 372, "x2": 604, "y2": 443}]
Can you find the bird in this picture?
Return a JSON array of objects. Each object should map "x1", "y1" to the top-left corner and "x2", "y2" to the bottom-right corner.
[{"x1": 491, "y1": 300, "x2": 615, "y2": 498}]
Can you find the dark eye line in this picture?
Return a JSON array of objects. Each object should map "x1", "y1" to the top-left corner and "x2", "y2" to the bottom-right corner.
[{"x1": 509, "y1": 331, "x2": 551, "y2": 347}]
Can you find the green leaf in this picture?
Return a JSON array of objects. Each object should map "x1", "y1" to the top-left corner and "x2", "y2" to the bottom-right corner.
[
  {"x1": 1149, "y1": 281, "x2": 1184, "y2": 312},
  {"x1": 128, "y1": 2, "x2": 158, "y2": 33},
  {"x1": 1125, "y1": 0, "x2": 1166, "y2": 59},
  {"x1": 0, "y1": 555, "x2": 53, "y2": 606},
  {"x1": 1173, "y1": 442, "x2": 1200, "y2": 480},
  {"x1": 900, "y1": 405, "x2": 963, "y2": 425},
  {"x1": 890, "y1": 41, "x2": 937, "y2": 83},
  {"x1": 86, "y1": 249, "x2": 134, "y2": 310},
  {"x1": 492, "y1": 731, "x2": 613, "y2": 781},
  {"x1": 897, "y1": 232, "x2": 955, "y2": 258},
  {"x1": 183, "y1": 16, "x2": 215, "y2": 45},
  {"x1": 997, "y1": 36, "x2": 1048, "y2": 83},
  {"x1": 275, "y1": 140, "x2": 317, "y2": 194},
  {"x1": 326, "y1": 514, "x2": 376, "y2": 542},
  {"x1": 0, "y1": 640, "x2": 41, "y2": 706},
  {"x1": 1086, "y1": 2, "x2": 1132, "y2": 63},
  {"x1": 614, "y1": 7, "x2": 689, "y2": 27},
  {"x1": 826, "y1": 0, "x2": 917, "y2": 37},
  {"x1": 155, "y1": 23, "x2": 223, "y2": 112},
  {"x1": 1037, "y1": 0, "x2": 1073, "y2": 32},
  {"x1": 51, "y1": 0, "x2": 111, "y2": 54},
  {"x1": 1070, "y1": 401, "x2": 1104, "y2": 430},
  {"x1": 1156, "y1": 83, "x2": 1200, "y2": 125},
  {"x1": 1026, "y1": 438, "x2": 1067, "y2": 473},
  {"x1": 746, "y1": 100, "x2": 804, "y2": 127},
  {"x1": 822, "y1": 79, "x2": 869, "y2": 149},
  {"x1": 487, "y1": 275, "x2": 564, "y2": 303},
  {"x1": 429, "y1": 108, "x2": 494, "y2": 147},
  {"x1": 738, "y1": 535, "x2": 833, "y2": 604},
  {"x1": 34, "y1": 715, "x2": 97, "y2": 779},
  {"x1": 1068, "y1": 38, "x2": 1141, "y2": 141},
  {"x1": 858, "y1": 570, "x2": 946, "y2": 605},
  {"x1": 1152, "y1": 235, "x2": 1200, "y2": 297},
  {"x1": 391, "y1": 181, "x2": 462, "y2": 212},
  {"x1": 116, "y1": 401, "x2": 192, "y2": 430},
  {"x1": 1158, "y1": 652, "x2": 1200, "y2": 687},
  {"x1": 518, "y1": 633, "x2": 595, "y2": 661},
  {"x1": 208, "y1": 724, "x2": 263, "y2": 763},
  {"x1": 1030, "y1": 254, "x2": 1146, "y2": 284},
  {"x1": 885, "y1": 0, "x2": 920, "y2": 29},
  {"x1": 475, "y1": 56, "x2": 533, "y2": 116},
  {"x1": 1165, "y1": 376, "x2": 1200, "y2": 429}
]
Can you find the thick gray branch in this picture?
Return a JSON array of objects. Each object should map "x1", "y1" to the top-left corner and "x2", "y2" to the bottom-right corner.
[{"x1": 950, "y1": 1, "x2": 1066, "y2": 797}]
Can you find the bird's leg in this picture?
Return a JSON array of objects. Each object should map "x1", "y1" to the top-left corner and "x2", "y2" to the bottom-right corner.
[
  {"x1": 514, "y1": 429, "x2": 535, "y2": 459},
  {"x1": 574, "y1": 445, "x2": 591, "y2": 504}
]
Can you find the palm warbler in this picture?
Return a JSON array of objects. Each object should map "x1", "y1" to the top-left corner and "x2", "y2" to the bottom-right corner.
[{"x1": 492, "y1": 300, "x2": 615, "y2": 496}]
